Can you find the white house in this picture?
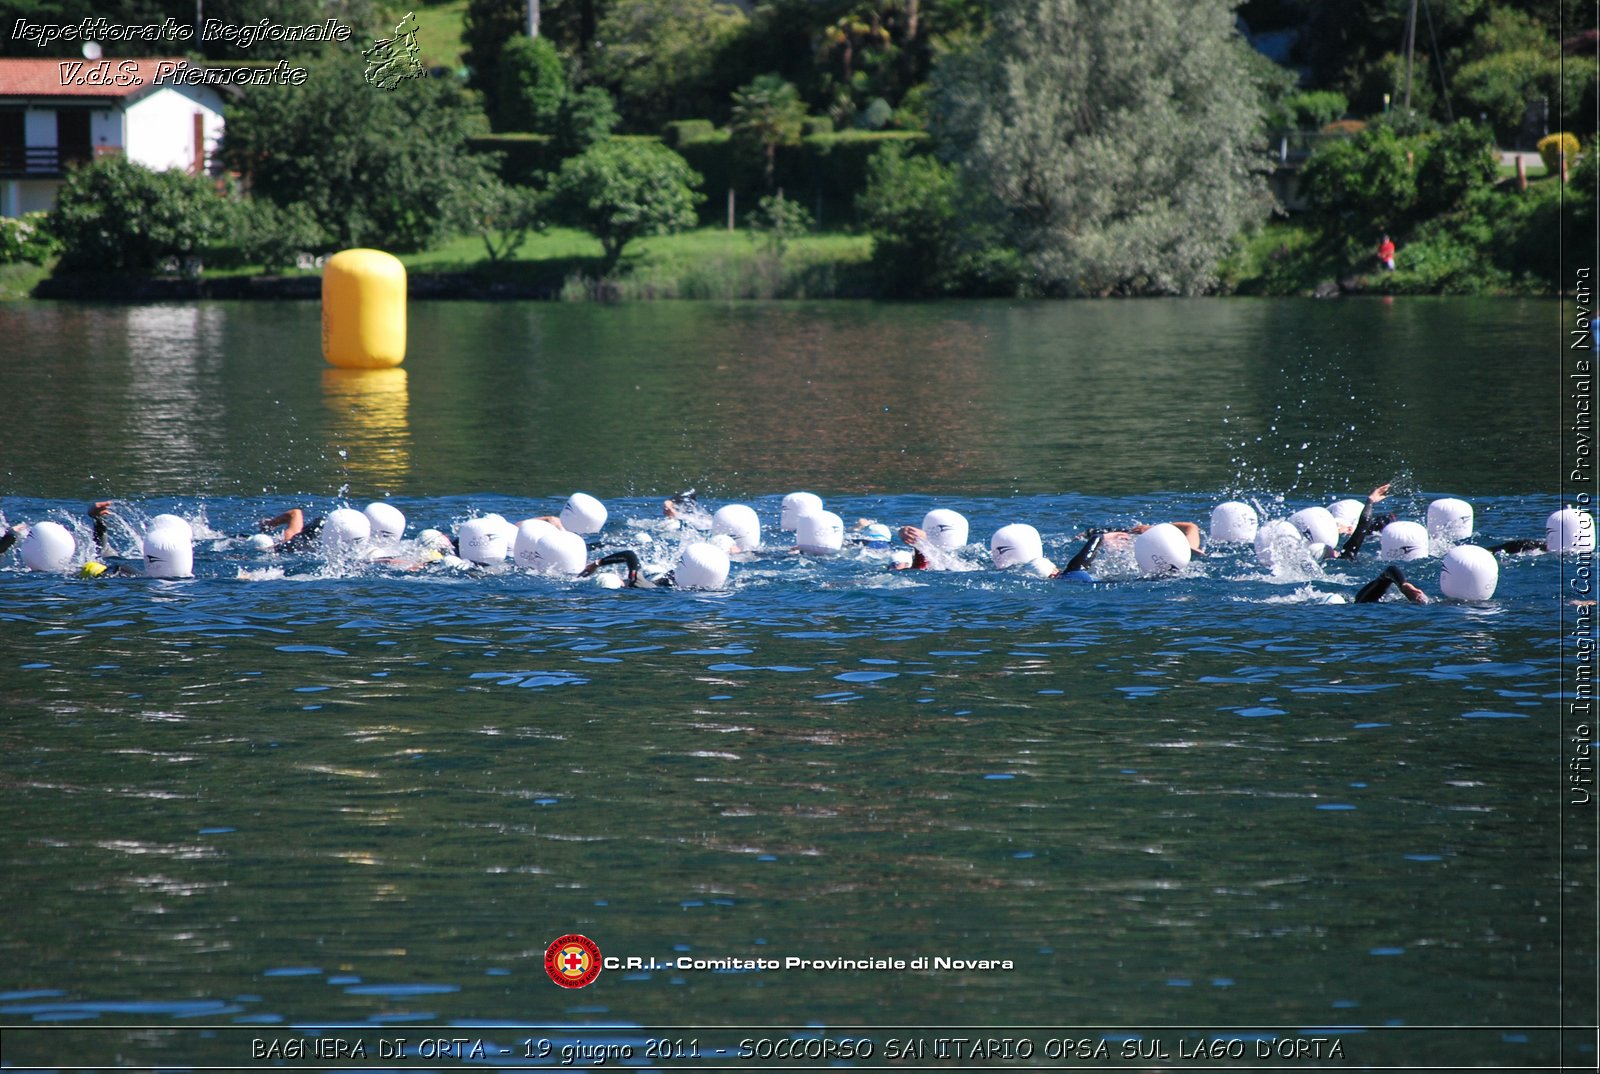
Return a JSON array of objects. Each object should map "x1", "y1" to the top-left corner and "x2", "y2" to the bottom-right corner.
[{"x1": 0, "y1": 58, "x2": 227, "y2": 217}]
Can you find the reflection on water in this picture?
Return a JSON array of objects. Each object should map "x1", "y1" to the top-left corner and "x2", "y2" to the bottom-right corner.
[{"x1": 321, "y1": 368, "x2": 412, "y2": 490}]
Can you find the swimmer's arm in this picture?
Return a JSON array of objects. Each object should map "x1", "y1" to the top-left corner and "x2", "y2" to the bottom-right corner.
[
  {"x1": 518, "y1": 514, "x2": 564, "y2": 529},
  {"x1": 0, "y1": 522, "x2": 23, "y2": 557},
  {"x1": 581, "y1": 549, "x2": 642, "y2": 585},
  {"x1": 261, "y1": 509, "x2": 305, "y2": 542},
  {"x1": 896, "y1": 525, "x2": 929, "y2": 570},
  {"x1": 88, "y1": 501, "x2": 112, "y2": 553}
]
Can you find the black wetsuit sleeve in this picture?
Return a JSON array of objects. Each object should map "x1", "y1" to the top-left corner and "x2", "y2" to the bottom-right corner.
[
  {"x1": 1355, "y1": 565, "x2": 1408, "y2": 603},
  {"x1": 0, "y1": 527, "x2": 18, "y2": 557},
  {"x1": 591, "y1": 550, "x2": 643, "y2": 586},
  {"x1": 92, "y1": 514, "x2": 108, "y2": 554},
  {"x1": 1488, "y1": 538, "x2": 1545, "y2": 555},
  {"x1": 1060, "y1": 531, "x2": 1104, "y2": 576},
  {"x1": 1334, "y1": 505, "x2": 1383, "y2": 560}
]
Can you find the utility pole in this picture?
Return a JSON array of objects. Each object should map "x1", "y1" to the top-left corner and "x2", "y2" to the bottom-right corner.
[
  {"x1": 1402, "y1": 0, "x2": 1418, "y2": 113},
  {"x1": 527, "y1": 0, "x2": 540, "y2": 38}
]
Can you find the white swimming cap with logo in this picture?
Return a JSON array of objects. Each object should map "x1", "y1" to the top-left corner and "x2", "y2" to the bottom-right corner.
[
  {"x1": 513, "y1": 519, "x2": 557, "y2": 568},
  {"x1": 1289, "y1": 506, "x2": 1339, "y2": 550},
  {"x1": 781, "y1": 492, "x2": 823, "y2": 531},
  {"x1": 147, "y1": 513, "x2": 193, "y2": 540},
  {"x1": 364, "y1": 501, "x2": 406, "y2": 542},
  {"x1": 20, "y1": 521, "x2": 76, "y2": 572},
  {"x1": 990, "y1": 524, "x2": 1043, "y2": 569},
  {"x1": 321, "y1": 507, "x2": 372, "y2": 552},
  {"x1": 533, "y1": 529, "x2": 588, "y2": 575},
  {"x1": 1326, "y1": 499, "x2": 1365, "y2": 529},
  {"x1": 921, "y1": 509, "x2": 969, "y2": 550},
  {"x1": 796, "y1": 510, "x2": 845, "y2": 553},
  {"x1": 1253, "y1": 519, "x2": 1307, "y2": 570},
  {"x1": 1210, "y1": 501, "x2": 1259, "y2": 544},
  {"x1": 1135, "y1": 523, "x2": 1192, "y2": 575},
  {"x1": 142, "y1": 525, "x2": 193, "y2": 578},
  {"x1": 1547, "y1": 507, "x2": 1597, "y2": 554},
  {"x1": 457, "y1": 516, "x2": 510, "y2": 565},
  {"x1": 417, "y1": 528, "x2": 453, "y2": 552},
  {"x1": 676, "y1": 541, "x2": 731, "y2": 589},
  {"x1": 712, "y1": 504, "x2": 761, "y2": 551},
  {"x1": 1438, "y1": 544, "x2": 1498, "y2": 601},
  {"x1": 1426, "y1": 498, "x2": 1473, "y2": 542},
  {"x1": 561, "y1": 493, "x2": 608, "y2": 534},
  {"x1": 1379, "y1": 520, "x2": 1430, "y2": 561}
]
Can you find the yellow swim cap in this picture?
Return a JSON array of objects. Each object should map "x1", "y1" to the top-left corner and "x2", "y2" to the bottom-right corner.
[{"x1": 78, "y1": 561, "x2": 108, "y2": 578}]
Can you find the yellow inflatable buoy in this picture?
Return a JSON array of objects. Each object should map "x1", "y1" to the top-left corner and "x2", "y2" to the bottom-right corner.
[{"x1": 322, "y1": 249, "x2": 407, "y2": 369}]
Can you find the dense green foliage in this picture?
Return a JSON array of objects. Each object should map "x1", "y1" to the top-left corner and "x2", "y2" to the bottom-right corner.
[
  {"x1": 932, "y1": 0, "x2": 1271, "y2": 295},
  {"x1": 0, "y1": 212, "x2": 57, "y2": 266},
  {"x1": 221, "y1": 56, "x2": 504, "y2": 252},
  {"x1": 548, "y1": 139, "x2": 703, "y2": 268},
  {"x1": 730, "y1": 74, "x2": 810, "y2": 187},
  {"x1": 46, "y1": 157, "x2": 234, "y2": 274}
]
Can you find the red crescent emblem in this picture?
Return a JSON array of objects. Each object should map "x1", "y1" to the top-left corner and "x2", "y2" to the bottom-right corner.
[{"x1": 544, "y1": 933, "x2": 602, "y2": 989}]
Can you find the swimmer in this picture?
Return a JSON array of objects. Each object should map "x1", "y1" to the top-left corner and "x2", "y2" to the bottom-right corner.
[
  {"x1": 1324, "y1": 483, "x2": 1393, "y2": 560},
  {"x1": 580, "y1": 541, "x2": 730, "y2": 589},
  {"x1": 1353, "y1": 544, "x2": 1499, "y2": 603},
  {"x1": 257, "y1": 508, "x2": 323, "y2": 552},
  {"x1": 1088, "y1": 521, "x2": 1207, "y2": 558},
  {"x1": 661, "y1": 488, "x2": 711, "y2": 529}
]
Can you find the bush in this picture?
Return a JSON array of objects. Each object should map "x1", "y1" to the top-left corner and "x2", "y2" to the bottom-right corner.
[
  {"x1": 1415, "y1": 120, "x2": 1499, "y2": 219},
  {"x1": 495, "y1": 35, "x2": 568, "y2": 134},
  {"x1": 1298, "y1": 124, "x2": 1418, "y2": 231},
  {"x1": 549, "y1": 139, "x2": 703, "y2": 269},
  {"x1": 47, "y1": 157, "x2": 235, "y2": 275},
  {"x1": 1538, "y1": 132, "x2": 1580, "y2": 175},
  {"x1": 0, "y1": 212, "x2": 56, "y2": 265},
  {"x1": 664, "y1": 119, "x2": 718, "y2": 146},
  {"x1": 234, "y1": 200, "x2": 328, "y2": 272}
]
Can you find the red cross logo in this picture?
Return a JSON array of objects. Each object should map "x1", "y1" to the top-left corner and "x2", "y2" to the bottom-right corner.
[{"x1": 544, "y1": 934, "x2": 602, "y2": 989}]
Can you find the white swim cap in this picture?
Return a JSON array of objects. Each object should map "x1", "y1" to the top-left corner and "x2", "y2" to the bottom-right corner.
[
  {"x1": 320, "y1": 507, "x2": 372, "y2": 551},
  {"x1": 1254, "y1": 519, "x2": 1308, "y2": 571},
  {"x1": 1327, "y1": 498, "x2": 1366, "y2": 529},
  {"x1": 20, "y1": 521, "x2": 75, "y2": 572},
  {"x1": 417, "y1": 528, "x2": 453, "y2": 552},
  {"x1": 1289, "y1": 506, "x2": 1339, "y2": 550},
  {"x1": 712, "y1": 504, "x2": 761, "y2": 551},
  {"x1": 921, "y1": 508, "x2": 969, "y2": 550},
  {"x1": 1426, "y1": 498, "x2": 1473, "y2": 542},
  {"x1": 147, "y1": 513, "x2": 193, "y2": 540},
  {"x1": 675, "y1": 541, "x2": 731, "y2": 589},
  {"x1": 1547, "y1": 508, "x2": 1597, "y2": 554},
  {"x1": 709, "y1": 532, "x2": 738, "y2": 554},
  {"x1": 532, "y1": 529, "x2": 587, "y2": 575},
  {"x1": 860, "y1": 522, "x2": 893, "y2": 545},
  {"x1": 513, "y1": 518, "x2": 558, "y2": 569},
  {"x1": 1439, "y1": 544, "x2": 1498, "y2": 600},
  {"x1": 781, "y1": 492, "x2": 823, "y2": 531},
  {"x1": 1379, "y1": 520, "x2": 1430, "y2": 561},
  {"x1": 990, "y1": 523, "x2": 1043, "y2": 570},
  {"x1": 246, "y1": 533, "x2": 276, "y2": 552},
  {"x1": 594, "y1": 571, "x2": 624, "y2": 589},
  {"x1": 142, "y1": 525, "x2": 193, "y2": 578},
  {"x1": 1134, "y1": 523, "x2": 1192, "y2": 575},
  {"x1": 796, "y1": 510, "x2": 845, "y2": 553},
  {"x1": 456, "y1": 516, "x2": 510, "y2": 565},
  {"x1": 364, "y1": 501, "x2": 406, "y2": 542},
  {"x1": 561, "y1": 493, "x2": 608, "y2": 535},
  {"x1": 1210, "y1": 501, "x2": 1259, "y2": 544}
]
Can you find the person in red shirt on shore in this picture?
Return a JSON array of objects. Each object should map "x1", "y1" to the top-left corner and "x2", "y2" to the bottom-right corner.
[{"x1": 1376, "y1": 233, "x2": 1396, "y2": 271}]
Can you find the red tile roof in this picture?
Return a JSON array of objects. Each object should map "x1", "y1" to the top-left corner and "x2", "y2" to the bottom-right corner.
[{"x1": 0, "y1": 58, "x2": 193, "y2": 99}]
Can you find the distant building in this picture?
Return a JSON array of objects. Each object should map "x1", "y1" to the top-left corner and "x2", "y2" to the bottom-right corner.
[{"x1": 0, "y1": 58, "x2": 226, "y2": 217}]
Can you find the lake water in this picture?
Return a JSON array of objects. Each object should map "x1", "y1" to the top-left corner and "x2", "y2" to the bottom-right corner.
[{"x1": 0, "y1": 296, "x2": 1593, "y2": 1070}]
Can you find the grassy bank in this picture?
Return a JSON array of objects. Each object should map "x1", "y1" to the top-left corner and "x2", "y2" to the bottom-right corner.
[{"x1": 402, "y1": 227, "x2": 876, "y2": 299}]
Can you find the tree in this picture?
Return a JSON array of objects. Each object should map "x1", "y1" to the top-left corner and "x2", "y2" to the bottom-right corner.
[
  {"x1": 931, "y1": 0, "x2": 1270, "y2": 295},
  {"x1": 590, "y1": 0, "x2": 748, "y2": 129},
  {"x1": 46, "y1": 156, "x2": 235, "y2": 274},
  {"x1": 856, "y1": 140, "x2": 1018, "y2": 295},
  {"x1": 730, "y1": 74, "x2": 808, "y2": 187},
  {"x1": 222, "y1": 56, "x2": 502, "y2": 252},
  {"x1": 1298, "y1": 124, "x2": 1420, "y2": 231},
  {"x1": 495, "y1": 34, "x2": 569, "y2": 133},
  {"x1": 549, "y1": 139, "x2": 702, "y2": 270}
]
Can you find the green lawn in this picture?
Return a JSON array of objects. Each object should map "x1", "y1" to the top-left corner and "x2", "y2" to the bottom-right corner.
[{"x1": 406, "y1": 0, "x2": 469, "y2": 72}]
